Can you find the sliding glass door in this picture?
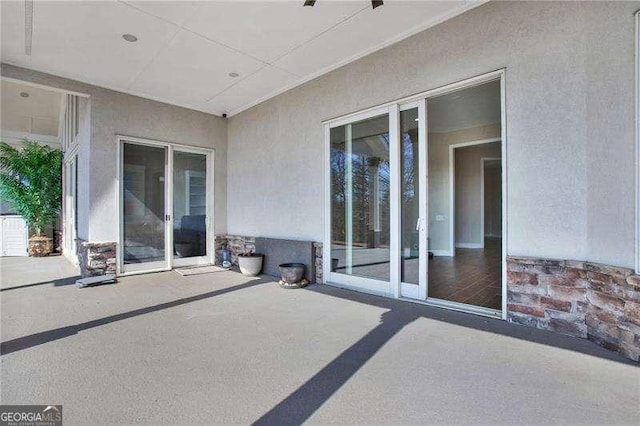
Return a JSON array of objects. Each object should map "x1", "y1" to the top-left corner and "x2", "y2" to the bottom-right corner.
[
  {"x1": 172, "y1": 149, "x2": 210, "y2": 267},
  {"x1": 327, "y1": 108, "x2": 393, "y2": 295},
  {"x1": 324, "y1": 72, "x2": 505, "y2": 317},
  {"x1": 121, "y1": 142, "x2": 169, "y2": 273},
  {"x1": 119, "y1": 138, "x2": 213, "y2": 274},
  {"x1": 399, "y1": 101, "x2": 427, "y2": 300}
]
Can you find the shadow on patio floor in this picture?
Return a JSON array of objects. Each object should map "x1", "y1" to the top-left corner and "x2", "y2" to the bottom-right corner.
[
  {"x1": 0, "y1": 277, "x2": 269, "y2": 356},
  {"x1": 254, "y1": 307, "x2": 418, "y2": 425},
  {"x1": 0, "y1": 275, "x2": 81, "y2": 292},
  {"x1": 2, "y1": 275, "x2": 636, "y2": 425},
  {"x1": 253, "y1": 284, "x2": 637, "y2": 425}
]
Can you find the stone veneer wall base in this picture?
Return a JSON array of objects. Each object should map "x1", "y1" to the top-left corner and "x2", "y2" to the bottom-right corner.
[
  {"x1": 76, "y1": 239, "x2": 117, "y2": 278},
  {"x1": 507, "y1": 256, "x2": 640, "y2": 362},
  {"x1": 215, "y1": 235, "x2": 323, "y2": 284}
]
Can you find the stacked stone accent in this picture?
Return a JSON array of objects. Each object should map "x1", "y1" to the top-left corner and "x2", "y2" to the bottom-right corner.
[
  {"x1": 314, "y1": 242, "x2": 323, "y2": 284},
  {"x1": 76, "y1": 240, "x2": 117, "y2": 278},
  {"x1": 54, "y1": 230, "x2": 63, "y2": 253},
  {"x1": 214, "y1": 235, "x2": 256, "y2": 266},
  {"x1": 507, "y1": 256, "x2": 640, "y2": 361},
  {"x1": 214, "y1": 235, "x2": 228, "y2": 266}
]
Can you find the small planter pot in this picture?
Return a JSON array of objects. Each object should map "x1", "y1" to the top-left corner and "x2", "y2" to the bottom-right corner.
[
  {"x1": 28, "y1": 236, "x2": 53, "y2": 257},
  {"x1": 278, "y1": 263, "x2": 308, "y2": 289},
  {"x1": 238, "y1": 253, "x2": 264, "y2": 276}
]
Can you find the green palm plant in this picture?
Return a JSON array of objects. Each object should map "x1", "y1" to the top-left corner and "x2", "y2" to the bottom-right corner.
[{"x1": 0, "y1": 139, "x2": 63, "y2": 237}]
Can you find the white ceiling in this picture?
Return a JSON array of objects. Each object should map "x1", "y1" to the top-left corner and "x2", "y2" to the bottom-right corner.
[
  {"x1": 1, "y1": 1, "x2": 484, "y2": 117},
  {"x1": 1, "y1": 79, "x2": 62, "y2": 136}
]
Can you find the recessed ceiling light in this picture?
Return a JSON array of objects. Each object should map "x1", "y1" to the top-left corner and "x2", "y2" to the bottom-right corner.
[
  {"x1": 122, "y1": 34, "x2": 138, "y2": 43},
  {"x1": 228, "y1": 72, "x2": 239, "y2": 78},
  {"x1": 20, "y1": 92, "x2": 29, "y2": 98}
]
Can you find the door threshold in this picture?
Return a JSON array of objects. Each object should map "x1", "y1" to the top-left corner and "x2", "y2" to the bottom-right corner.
[
  {"x1": 118, "y1": 267, "x2": 171, "y2": 277},
  {"x1": 325, "y1": 281, "x2": 395, "y2": 299},
  {"x1": 173, "y1": 263, "x2": 215, "y2": 270},
  {"x1": 399, "y1": 296, "x2": 502, "y2": 319}
]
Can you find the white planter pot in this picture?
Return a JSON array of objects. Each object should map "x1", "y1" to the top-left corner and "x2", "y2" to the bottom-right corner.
[{"x1": 238, "y1": 254, "x2": 263, "y2": 276}]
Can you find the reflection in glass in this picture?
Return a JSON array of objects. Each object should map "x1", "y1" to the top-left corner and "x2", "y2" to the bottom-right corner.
[
  {"x1": 123, "y1": 143, "x2": 166, "y2": 265},
  {"x1": 173, "y1": 151, "x2": 207, "y2": 258},
  {"x1": 330, "y1": 114, "x2": 390, "y2": 281},
  {"x1": 400, "y1": 108, "x2": 420, "y2": 284}
]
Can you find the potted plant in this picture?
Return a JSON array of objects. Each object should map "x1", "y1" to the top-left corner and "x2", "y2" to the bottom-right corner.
[
  {"x1": 278, "y1": 263, "x2": 308, "y2": 289},
  {"x1": 0, "y1": 140, "x2": 63, "y2": 256},
  {"x1": 237, "y1": 248, "x2": 263, "y2": 276}
]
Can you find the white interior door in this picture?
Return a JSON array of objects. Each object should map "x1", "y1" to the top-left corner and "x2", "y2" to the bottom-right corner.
[{"x1": 399, "y1": 100, "x2": 427, "y2": 300}]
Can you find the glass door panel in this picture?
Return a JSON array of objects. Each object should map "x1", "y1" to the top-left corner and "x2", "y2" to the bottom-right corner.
[
  {"x1": 399, "y1": 102, "x2": 427, "y2": 300},
  {"x1": 329, "y1": 112, "x2": 391, "y2": 289},
  {"x1": 172, "y1": 150, "x2": 209, "y2": 266},
  {"x1": 400, "y1": 107, "x2": 420, "y2": 284},
  {"x1": 122, "y1": 142, "x2": 168, "y2": 272}
]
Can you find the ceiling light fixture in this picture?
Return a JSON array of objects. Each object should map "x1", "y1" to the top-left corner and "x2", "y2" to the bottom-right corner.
[
  {"x1": 303, "y1": 0, "x2": 316, "y2": 6},
  {"x1": 20, "y1": 92, "x2": 29, "y2": 98},
  {"x1": 122, "y1": 33, "x2": 138, "y2": 43},
  {"x1": 228, "y1": 72, "x2": 239, "y2": 78}
]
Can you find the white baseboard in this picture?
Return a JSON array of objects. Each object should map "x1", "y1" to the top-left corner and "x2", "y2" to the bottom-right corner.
[
  {"x1": 430, "y1": 249, "x2": 454, "y2": 256},
  {"x1": 455, "y1": 242, "x2": 483, "y2": 249}
]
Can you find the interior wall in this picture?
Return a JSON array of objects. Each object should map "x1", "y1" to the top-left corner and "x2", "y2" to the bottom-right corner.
[
  {"x1": 227, "y1": 1, "x2": 637, "y2": 268},
  {"x1": 428, "y1": 124, "x2": 501, "y2": 254},
  {"x1": 454, "y1": 142, "x2": 501, "y2": 247},
  {"x1": 0, "y1": 64, "x2": 228, "y2": 244}
]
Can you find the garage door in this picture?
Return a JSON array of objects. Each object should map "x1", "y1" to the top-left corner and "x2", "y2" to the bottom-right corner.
[{"x1": 1, "y1": 216, "x2": 28, "y2": 257}]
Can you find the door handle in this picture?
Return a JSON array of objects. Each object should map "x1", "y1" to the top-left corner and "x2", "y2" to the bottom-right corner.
[{"x1": 415, "y1": 217, "x2": 422, "y2": 231}]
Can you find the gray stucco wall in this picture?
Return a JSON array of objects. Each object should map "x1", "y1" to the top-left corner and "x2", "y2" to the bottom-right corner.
[
  {"x1": 0, "y1": 63, "x2": 228, "y2": 242},
  {"x1": 227, "y1": 1, "x2": 638, "y2": 268}
]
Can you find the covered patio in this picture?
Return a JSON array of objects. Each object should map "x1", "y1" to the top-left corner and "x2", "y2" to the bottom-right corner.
[{"x1": 1, "y1": 256, "x2": 638, "y2": 424}]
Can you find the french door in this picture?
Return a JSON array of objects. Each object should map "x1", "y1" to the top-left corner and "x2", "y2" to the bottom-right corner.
[
  {"x1": 323, "y1": 101, "x2": 428, "y2": 300},
  {"x1": 118, "y1": 137, "x2": 213, "y2": 274}
]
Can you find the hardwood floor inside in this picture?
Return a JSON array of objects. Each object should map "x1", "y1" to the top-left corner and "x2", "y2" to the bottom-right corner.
[{"x1": 428, "y1": 238, "x2": 502, "y2": 310}]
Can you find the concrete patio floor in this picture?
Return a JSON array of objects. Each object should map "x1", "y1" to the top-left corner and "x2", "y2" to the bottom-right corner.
[{"x1": 1, "y1": 256, "x2": 638, "y2": 425}]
